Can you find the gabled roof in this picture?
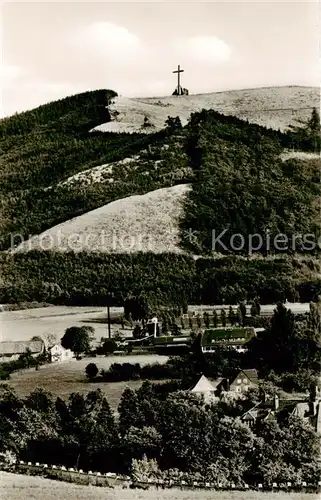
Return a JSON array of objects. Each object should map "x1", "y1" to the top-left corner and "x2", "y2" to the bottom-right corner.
[
  {"x1": 231, "y1": 369, "x2": 259, "y2": 385},
  {"x1": 241, "y1": 402, "x2": 273, "y2": 422},
  {"x1": 191, "y1": 375, "x2": 215, "y2": 393},
  {"x1": 0, "y1": 340, "x2": 44, "y2": 356},
  {"x1": 241, "y1": 402, "x2": 261, "y2": 420}
]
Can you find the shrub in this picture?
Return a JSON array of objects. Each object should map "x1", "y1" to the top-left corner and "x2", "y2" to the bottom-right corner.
[{"x1": 85, "y1": 363, "x2": 99, "y2": 380}]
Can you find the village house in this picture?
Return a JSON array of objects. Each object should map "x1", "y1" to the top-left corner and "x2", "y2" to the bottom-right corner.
[
  {"x1": 49, "y1": 343, "x2": 73, "y2": 362},
  {"x1": 0, "y1": 340, "x2": 45, "y2": 362},
  {"x1": 229, "y1": 369, "x2": 259, "y2": 394},
  {"x1": 240, "y1": 394, "x2": 280, "y2": 428},
  {"x1": 240, "y1": 387, "x2": 321, "y2": 434}
]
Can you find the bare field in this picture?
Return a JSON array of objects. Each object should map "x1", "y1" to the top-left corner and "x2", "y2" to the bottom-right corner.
[
  {"x1": 5, "y1": 355, "x2": 168, "y2": 406},
  {"x1": 0, "y1": 472, "x2": 318, "y2": 500}
]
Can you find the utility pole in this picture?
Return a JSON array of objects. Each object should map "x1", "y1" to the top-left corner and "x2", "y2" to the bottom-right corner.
[{"x1": 107, "y1": 292, "x2": 114, "y2": 339}]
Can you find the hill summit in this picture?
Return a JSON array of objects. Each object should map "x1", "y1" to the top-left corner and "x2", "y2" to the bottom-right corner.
[
  {"x1": 92, "y1": 86, "x2": 319, "y2": 134},
  {"x1": 0, "y1": 85, "x2": 320, "y2": 307}
]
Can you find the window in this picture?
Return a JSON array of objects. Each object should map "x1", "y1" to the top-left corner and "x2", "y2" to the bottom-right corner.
[
  {"x1": 237, "y1": 379, "x2": 241, "y2": 384},
  {"x1": 243, "y1": 379, "x2": 248, "y2": 384}
]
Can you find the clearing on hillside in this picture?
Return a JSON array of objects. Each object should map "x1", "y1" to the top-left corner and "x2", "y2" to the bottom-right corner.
[
  {"x1": 13, "y1": 184, "x2": 191, "y2": 254},
  {"x1": 92, "y1": 86, "x2": 319, "y2": 134}
]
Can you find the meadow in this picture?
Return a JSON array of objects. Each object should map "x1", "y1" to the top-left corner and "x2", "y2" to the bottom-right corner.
[
  {"x1": 1, "y1": 472, "x2": 319, "y2": 500},
  {"x1": 5, "y1": 355, "x2": 168, "y2": 407},
  {"x1": 1, "y1": 304, "x2": 310, "y2": 342},
  {"x1": 0, "y1": 306, "x2": 124, "y2": 342}
]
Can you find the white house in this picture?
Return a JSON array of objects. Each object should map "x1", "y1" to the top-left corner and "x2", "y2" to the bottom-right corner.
[{"x1": 49, "y1": 344, "x2": 73, "y2": 362}]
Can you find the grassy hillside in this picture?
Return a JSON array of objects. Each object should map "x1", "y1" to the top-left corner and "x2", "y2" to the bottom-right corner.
[
  {"x1": 93, "y1": 86, "x2": 320, "y2": 133},
  {"x1": 0, "y1": 86, "x2": 319, "y2": 252},
  {"x1": 0, "y1": 86, "x2": 320, "y2": 307},
  {"x1": 14, "y1": 184, "x2": 191, "y2": 254}
]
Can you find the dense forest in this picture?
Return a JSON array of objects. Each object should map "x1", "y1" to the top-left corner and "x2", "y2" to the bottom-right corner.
[
  {"x1": 1, "y1": 251, "x2": 320, "y2": 305},
  {"x1": 180, "y1": 111, "x2": 320, "y2": 255},
  {"x1": 0, "y1": 89, "x2": 320, "y2": 306}
]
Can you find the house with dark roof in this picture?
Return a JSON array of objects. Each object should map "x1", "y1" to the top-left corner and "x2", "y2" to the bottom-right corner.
[
  {"x1": 201, "y1": 327, "x2": 255, "y2": 353},
  {"x1": 241, "y1": 387, "x2": 321, "y2": 434},
  {"x1": 229, "y1": 369, "x2": 259, "y2": 394},
  {"x1": 0, "y1": 340, "x2": 45, "y2": 362}
]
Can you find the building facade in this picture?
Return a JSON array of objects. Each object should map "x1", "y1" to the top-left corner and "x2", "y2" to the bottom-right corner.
[{"x1": 49, "y1": 344, "x2": 73, "y2": 362}]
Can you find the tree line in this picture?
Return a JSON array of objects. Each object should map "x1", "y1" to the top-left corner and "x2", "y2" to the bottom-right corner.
[
  {"x1": 0, "y1": 381, "x2": 319, "y2": 485},
  {"x1": 1, "y1": 251, "x2": 320, "y2": 306}
]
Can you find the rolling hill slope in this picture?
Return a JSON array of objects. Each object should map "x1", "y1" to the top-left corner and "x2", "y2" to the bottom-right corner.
[
  {"x1": 14, "y1": 184, "x2": 191, "y2": 254},
  {"x1": 93, "y1": 86, "x2": 319, "y2": 133},
  {"x1": 1, "y1": 85, "x2": 320, "y2": 307},
  {"x1": 0, "y1": 85, "x2": 318, "y2": 252}
]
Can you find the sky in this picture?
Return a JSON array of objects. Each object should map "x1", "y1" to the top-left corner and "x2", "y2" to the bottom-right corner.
[{"x1": 0, "y1": 0, "x2": 319, "y2": 117}]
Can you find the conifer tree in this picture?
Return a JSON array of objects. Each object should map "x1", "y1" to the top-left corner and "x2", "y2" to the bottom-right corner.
[{"x1": 221, "y1": 309, "x2": 227, "y2": 327}]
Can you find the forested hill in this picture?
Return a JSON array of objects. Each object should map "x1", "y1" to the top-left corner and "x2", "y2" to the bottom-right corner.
[
  {"x1": 0, "y1": 86, "x2": 320, "y2": 306},
  {"x1": 0, "y1": 86, "x2": 319, "y2": 253}
]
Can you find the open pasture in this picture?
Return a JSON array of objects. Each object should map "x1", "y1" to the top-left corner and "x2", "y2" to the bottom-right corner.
[
  {"x1": 0, "y1": 306, "x2": 125, "y2": 342},
  {"x1": 0, "y1": 472, "x2": 318, "y2": 500},
  {"x1": 5, "y1": 355, "x2": 168, "y2": 407}
]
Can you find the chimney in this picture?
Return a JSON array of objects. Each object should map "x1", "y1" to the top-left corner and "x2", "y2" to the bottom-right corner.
[
  {"x1": 308, "y1": 401, "x2": 316, "y2": 416},
  {"x1": 309, "y1": 385, "x2": 317, "y2": 403},
  {"x1": 274, "y1": 394, "x2": 279, "y2": 411},
  {"x1": 259, "y1": 388, "x2": 267, "y2": 403}
]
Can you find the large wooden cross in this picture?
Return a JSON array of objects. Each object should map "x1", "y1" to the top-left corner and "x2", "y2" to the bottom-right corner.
[{"x1": 173, "y1": 64, "x2": 184, "y2": 94}]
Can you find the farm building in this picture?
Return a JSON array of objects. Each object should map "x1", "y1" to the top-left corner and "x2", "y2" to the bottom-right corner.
[
  {"x1": 49, "y1": 344, "x2": 73, "y2": 362},
  {"x1": 0, "y1": 340, "x2": 45, "y2": 362},
  {"x1": 201, "y1": 327, "x2": 255, "y2": 353}
]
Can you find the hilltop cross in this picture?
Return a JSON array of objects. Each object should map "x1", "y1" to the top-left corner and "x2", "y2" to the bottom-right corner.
[{"x1": 173, "y1": 64, "x2": 184, "y2": 95}]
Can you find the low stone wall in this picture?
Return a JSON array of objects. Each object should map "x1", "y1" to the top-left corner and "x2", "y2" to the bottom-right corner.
[{"x1": 4, "y1": 460, "x2": 321, "y2": 493}]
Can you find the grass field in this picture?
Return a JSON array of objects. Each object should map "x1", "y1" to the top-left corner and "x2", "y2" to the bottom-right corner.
[
  {"x1": 5, "y1": 355, "x2": 168, "y2": 407},
  {"x1": 0, "y1": 306, "x2": 126, "y2": 342},
  {"x1": 15, "y1": 184, "x2": 191, "y2": 254},
  {"x1": 1, "y1": 304, "x2": 311, "y2": 343},
  {"x1": 1, "y1": 472, "x2": 319, "y2": 500}
]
